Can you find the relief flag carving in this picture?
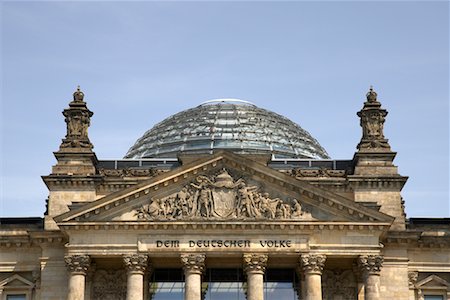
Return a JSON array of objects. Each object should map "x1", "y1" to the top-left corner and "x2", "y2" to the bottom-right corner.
[{"x1": 136, "y1": 169, "x2": 313, "y2": 221}]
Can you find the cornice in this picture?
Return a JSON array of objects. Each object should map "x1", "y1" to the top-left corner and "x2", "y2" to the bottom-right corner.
[
  {"x1": 0, "y1": 230, "x2": 66, "y2": 248},
  {"x1": 384, "y1": 230, "x2": 450, "y2": 249},
  {"x1": 58, "y1": 221, "x2": 392, "y2": 232},
  {"x1": 42, "y1": 175, "x2": 103, "y2": 189},
  {"x1": 347, "y1": 175, "x2": 408, "y2": 190}
]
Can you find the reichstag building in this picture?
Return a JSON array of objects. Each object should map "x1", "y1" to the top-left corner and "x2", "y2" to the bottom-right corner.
[{"x1": 1, "y1": 87, "x2": 449, "y2": 300}]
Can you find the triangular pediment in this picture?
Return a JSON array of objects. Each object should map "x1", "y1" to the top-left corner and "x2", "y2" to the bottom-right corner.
[
  {"x1": 0, "y1": 274, "x2": 34, "y2": 289},
  {"x1": 416, "y1": 275, "x2": 450, "y2": 289},
  {"x1": 55, "y1": 151, "x2": 393, "y2": 225}
]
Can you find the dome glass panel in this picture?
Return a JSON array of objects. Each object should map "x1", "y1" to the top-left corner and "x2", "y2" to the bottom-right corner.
[{"x1": 125, "y1": 100, "x2": 329, "y2": 159}]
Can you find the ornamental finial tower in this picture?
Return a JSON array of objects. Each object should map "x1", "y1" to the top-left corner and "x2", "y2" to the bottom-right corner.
[
  {"x1": 59, "y1": 86, "x2": 94, "y2": 149},
  {"x1": 356, "y1": 86, "x2": 390, "y2": 150},
  {"x1": 43, "y1": 87, "x2": 100, "y2": 230},
  {"x1": 350, "y1": 87, "x2": 407, "y2": 230}
]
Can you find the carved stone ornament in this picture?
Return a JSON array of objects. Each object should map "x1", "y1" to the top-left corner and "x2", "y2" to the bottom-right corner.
[
  {"x1": 99, "y1": 167, "x2": 163, "y2": 178},
  {"x1": 65, "y1": 255, "x2": 91, "y2": 275},
  {"x1": 357, "y1": 255, "x2": 384, "y2": 276},
  {"x1": 243, "y1": 253, "x2": 268, "y2": 274},
  {"x1": 135, "y1": 169, "x2": 314, "y2": 221},
  {"x1": 322, "y1": 269, "x2": 357, "y2": 300},
  {"x1": 289, "y1": 168, "x2": 346, "y2": 178},
  {"x1": 92, "y1": 269, "x2": 127, "y2": 300},
  {"x1": 60, "y1": 86, "x2": 94, "y2": 149},
  {"x1": 300, "y1": 254, "x2": 326, "y2": 275},
  {"x1": 180, "y1": 253, "x2": 206, "y2": 274},
  {"x1": 123, "y1": 254, "x2": 149, "y2": 274},
  {"x1": 357, "y1": 87, "x2": 391, "y2": 150},
  {"x1": 408, "y1": 271, "x2": 418, "y2": 288}
]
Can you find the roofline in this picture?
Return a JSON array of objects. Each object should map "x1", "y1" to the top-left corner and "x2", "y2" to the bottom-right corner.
[{"x1": 199, "y1": 98, "x2": 256, "y2": 106}]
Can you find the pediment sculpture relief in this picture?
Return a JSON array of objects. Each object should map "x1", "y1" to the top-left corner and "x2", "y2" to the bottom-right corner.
[{"x1": 135, "y1": 169, "x2": 314, "y2": 221}]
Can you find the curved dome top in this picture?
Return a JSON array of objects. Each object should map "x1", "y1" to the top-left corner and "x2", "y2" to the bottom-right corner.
[{"x1": 124, "y1": 99, "x2": 329, "y2": 159}]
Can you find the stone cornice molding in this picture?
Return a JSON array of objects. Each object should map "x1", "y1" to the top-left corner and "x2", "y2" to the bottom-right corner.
[
  {"x1": 347, "y1": 176, "x2": 408, "y2": 190},
  {"x1": 384, "y1": 231, "x2": 450, "y2": 248},
  {"x1": 300, "y1": 254, "x2": 326, "y2": 275},
  {"x1": 180, "y1": 253, "x2": 206, "y2": 275},
  {"x1": 357, "y1": 255, "x2": 384, "y2": 276},
  {"x1": 57, "y1": 221, "x2": 391, "y2": 233},
  {"x1": 42, "y1": 175, "x2": 102, "y2": 189},
  {"x1": 65, "y1": 254, "x2": 91, "y2": 275},
  {"x1": 243, "y1": 253, "x2": 268, "y2": 275},
  {"x1": 123, "y1": 254, "x2": 149, "y2": 275}
]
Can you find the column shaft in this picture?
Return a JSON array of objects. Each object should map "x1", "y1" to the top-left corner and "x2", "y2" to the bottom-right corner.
[
  {"x1": 365, "y1": 274, "x2": 381, "y2": 300},
  {"x1": 65, "y1": 255, "x2": 90, "y2": 300},
  {"x1": 299, "y1": 254, "x2": 326, "y2": 300},
  {"x1": 184, "y1": 270, "x2": 202, "y2": 300},
  {"x1": 123, "y1": 254, "x2": 149, "y2": 300},
  {"x1": 247, "y1": 271, "x2": 264, "y2": 300},
  {"x1": 243, "y1": 253, "x2": 268, "y2": 300},
  {"x1": 357, "y1": 282, "x2": 365, "y2": 300},
  {"x1": 357, "y1": 255, "x2": 384, "y2": 300},
  {"x1": 126, "y1": 272, "x2": 144, "y2": 300},
  {"x1": 181, "y1": 253, "x2": 206, "y2": 300},
  {"x1": 67, "y1": 274, "x2": 86, "y2": 300},
  {"x1": 304, "y1": 273, "x2": 322, "y2": 300}
]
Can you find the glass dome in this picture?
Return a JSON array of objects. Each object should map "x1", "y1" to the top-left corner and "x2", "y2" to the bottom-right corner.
[{"x1": 124, "y1": 99, "x2": 329, "y2": 159}]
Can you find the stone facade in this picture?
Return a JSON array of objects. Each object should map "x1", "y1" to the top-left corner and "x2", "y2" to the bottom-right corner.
[{"x1": 1, "y1": 88, "x2": 449, "y2": 300}]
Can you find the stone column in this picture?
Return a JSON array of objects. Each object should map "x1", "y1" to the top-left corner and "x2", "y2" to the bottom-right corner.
[
  {"x1": 353, "y1": 262, "x2": 365, "y2": 300},
  {"x1": 181, "y1": 253, "x2": 206, "y2": 300},
  {"x1": 243, "y1": 253, "x2": 268, "y2": 300},
  {"x1": 299, "y1": 254, "x2": 326, "y2": 300},
  {"x1": 357, "y1": 255, "x2": 384, "y2": 300},
  {"x1": 408, "y1": 271, "x2": 419, "y2": 300},
  {"x1": 123, "y1": 254, "x2": 149, "y2": 300},
  {"x1": 65, "y1": 255, "x2": 91, "y2": 300}
]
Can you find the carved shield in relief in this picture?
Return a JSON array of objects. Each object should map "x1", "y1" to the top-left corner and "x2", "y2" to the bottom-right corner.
[{"x1": 212, "y1": 188, "x2": 236, "y2": 218}]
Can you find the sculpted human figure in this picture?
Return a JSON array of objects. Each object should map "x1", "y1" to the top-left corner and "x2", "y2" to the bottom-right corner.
[
  {"x1": 259, "y1": 193, "x2": 279, "y2": 219},
  {"x1": 158, "y1": 198, "x2": 167, "y2": 218},
  {"x1": 282, "y1": 203, "x2": 292, "y2": 218},
  {"x1": 197, "y1": 189, "x2": 212, "y2": 218},
  {"x1": 135, "y1": 197, "x2": 161, "y2": 220},
  {"x1": 176, "y1": 188, "x2": 190, "y2": 217},
  {"x1": 275, "y1": 206, "x2": 283, "y2": 218},
  {"x1": 148, "y1": 198, "x2": 161, "y2": 217},
  {"x1": 291, "y1": 199, "x2": 303, "y2": 218},
  {"x1": 177, "y1": 188, "x2": 189, "y2": 204},
  {"x1": 166, "y1": 197, "x2": 176, "y2": 218},
  {"x1": 78, "y1": 114, "x2": 89, "y2": 138},
  {"x1": 237, "y1": 183, "x2": 259, "y2": 218},
  {"x1": 252, "y1": 193, "x2": 262, "y2": 212}
]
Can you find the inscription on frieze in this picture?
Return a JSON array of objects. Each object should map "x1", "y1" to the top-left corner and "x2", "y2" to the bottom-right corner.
[
  {"x1": 138, "y1": 235, "x2": 308, "y2": 252},
  {"x1": 135, "y1": 169, "x2": 314, "y2": 221}
]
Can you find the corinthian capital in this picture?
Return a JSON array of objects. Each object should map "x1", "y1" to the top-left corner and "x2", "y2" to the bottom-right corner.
[
  {"x1": 408, "y1": 271, "x2": 418, "y2": 288},
  {"x1": 243, "y1": 253, "x2": 268, "y2": 274},
  {"x1": 181, "y1": 253, "x2": 206, "y2": 275},
  {"x1": 357, "y1": 255, "x2": 383, "y2": 276},
  {"x1": 123, "y1": 254, "x2": 149, "y2": 275},
  {"x1": 299, "y1": 254, "x2": 326, "y2": 275},
  {"x1": 65, "y1": 255, "x2": 91, "y2": 275}
]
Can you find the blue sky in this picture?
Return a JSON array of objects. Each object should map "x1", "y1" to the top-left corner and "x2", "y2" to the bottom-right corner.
[{"x1": 1, "y1": 1, "x2": 449, "y2": 217}]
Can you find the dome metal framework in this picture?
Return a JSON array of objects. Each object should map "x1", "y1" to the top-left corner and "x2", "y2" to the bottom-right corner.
[{"x1": 124, "y1": 99, "x2": 329, "y2": 160}]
